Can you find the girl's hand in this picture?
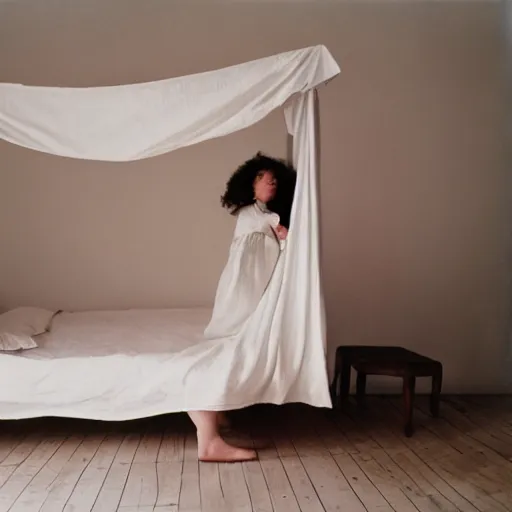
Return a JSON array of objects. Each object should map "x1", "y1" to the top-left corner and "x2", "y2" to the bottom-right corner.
[{"x1": 275, "y1": 225, "x2": 288, "y2": 240}]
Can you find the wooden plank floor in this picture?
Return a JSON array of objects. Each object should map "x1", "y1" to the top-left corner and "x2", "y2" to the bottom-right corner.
[{"x1": 0, "y1": 395, "x2": 511, "y2": 512}]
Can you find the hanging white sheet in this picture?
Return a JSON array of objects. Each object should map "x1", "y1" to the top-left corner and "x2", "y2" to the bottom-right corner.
[
  {"x1": 0, "y1": 46, "x2": 339, "y2": 419},
  {"x1": 0, "y1": 45, "x2": 338, "y2": 161}
]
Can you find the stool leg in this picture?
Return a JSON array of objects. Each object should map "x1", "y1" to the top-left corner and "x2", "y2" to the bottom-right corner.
[
  {"x1": 403, "y1": 376, "x2": 416, "y2": 437},
  {"x1": 339, "y1": 356, "x2": 352, "y2": 406},
  {"x1": 430, "y1": 365, "x2": 443, "y2": 417},
  {"x1": 356, "y1": 372, "x2": 367, "y2": 406}
]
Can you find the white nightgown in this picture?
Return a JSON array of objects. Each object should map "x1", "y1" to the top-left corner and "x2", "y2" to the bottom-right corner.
[{"x1": 204, "y1": 201, "x2": 283, "y2": 339}]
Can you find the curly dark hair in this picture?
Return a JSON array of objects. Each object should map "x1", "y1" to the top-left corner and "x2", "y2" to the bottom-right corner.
[{"x1": 221, "y1": 152, "x2": 297, "y2": 228}]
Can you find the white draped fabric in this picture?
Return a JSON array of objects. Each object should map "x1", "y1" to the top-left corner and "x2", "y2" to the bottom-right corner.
[
  {"x1": 0, "y1": 45, "x2": 339, "y2": 418},
  {"x1": 0, "y1": 45, "x2": 339, "y2": 161}
]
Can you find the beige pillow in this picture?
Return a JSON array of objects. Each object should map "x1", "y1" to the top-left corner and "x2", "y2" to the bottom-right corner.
[{"x1": 0, "y1": 307, "x2": 56, "y2": 352}]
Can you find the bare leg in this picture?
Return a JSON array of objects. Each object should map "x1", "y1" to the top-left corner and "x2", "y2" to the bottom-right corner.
[{"x1": 188, "y1": 411, "x2": 256, "y2": 462}]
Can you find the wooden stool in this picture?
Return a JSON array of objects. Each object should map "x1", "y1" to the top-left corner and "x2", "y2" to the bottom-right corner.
[{"x1": 330, "y1": 345, "x2": 443, "y2": 437}]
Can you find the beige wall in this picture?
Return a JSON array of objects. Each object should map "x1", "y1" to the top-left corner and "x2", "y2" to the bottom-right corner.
[{"x1": 0, "y1": 0, "x2": 508, "y2": 393}]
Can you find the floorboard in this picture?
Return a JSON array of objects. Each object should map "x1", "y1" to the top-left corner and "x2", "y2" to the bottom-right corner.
[{"x1": 0, "y1": 397, "x2": 510, "y2": 512}]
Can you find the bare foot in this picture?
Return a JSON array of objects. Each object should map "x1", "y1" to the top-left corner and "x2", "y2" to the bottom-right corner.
[{"x1": 198, "y1": 436, "x2": 257, "y2": 463}]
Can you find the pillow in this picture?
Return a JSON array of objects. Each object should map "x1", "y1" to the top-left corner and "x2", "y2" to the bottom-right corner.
[
  {"x1": 0, "y1": 307, "x2": 56, "y2": 352},
  {"x1": 0, "y1": 332, "x2": 38, "y2": 351}
]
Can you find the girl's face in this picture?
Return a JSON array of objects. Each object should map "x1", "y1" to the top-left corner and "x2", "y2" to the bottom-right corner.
[{"x1": 254, "y1": 171, "x2": 277, "y2": 203}]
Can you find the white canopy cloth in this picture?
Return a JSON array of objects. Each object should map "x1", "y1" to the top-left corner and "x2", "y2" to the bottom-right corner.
[
  {"x1": 0, "y1": 45, "x2": 340, "y2": 419},
  {"x1": 0, "y1": 45, "x2": 338, "y2": 161}
]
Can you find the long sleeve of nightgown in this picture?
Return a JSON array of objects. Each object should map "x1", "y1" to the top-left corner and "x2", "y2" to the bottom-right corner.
[{"x1": 204, "y1": 205, "x2": 282, "y2": 340}]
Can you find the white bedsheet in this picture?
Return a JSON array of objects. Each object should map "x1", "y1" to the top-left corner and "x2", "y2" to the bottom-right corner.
[
  {"x1": 20, "y1": 309, "x2": 211, "y2": 360},
  {"x1": 0, "y1": 309, "x2": 207, "y2": 420},
  {"x1": 0, "y1": 45, "x2": 338, "y2": 161},
  {"x1": 0, "y1": 307, "x2": 330, "y2": 421}
]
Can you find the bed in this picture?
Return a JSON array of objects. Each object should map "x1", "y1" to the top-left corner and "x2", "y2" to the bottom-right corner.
[
  {"x1": 0, "y1": 308, "x2": 215, "y2": 421},
  {"x1": 0, "y1": 304, "x2": 332, "y2": 421}
]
